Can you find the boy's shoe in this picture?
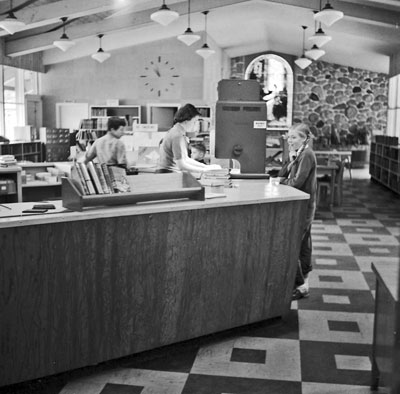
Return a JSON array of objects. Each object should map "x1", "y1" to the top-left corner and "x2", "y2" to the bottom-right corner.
[{"x1": 292, "y1": 287, "x2": 309, "y2": 300}]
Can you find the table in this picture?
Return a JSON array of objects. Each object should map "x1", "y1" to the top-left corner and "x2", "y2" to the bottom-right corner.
[
  {"x1": 314, "y1": 150, "x2": 352, "y2": 158},
  {"x1": 371, "y1": 262, "x2": 400, "y2": 392},
  {"x1": 317, "y1": 164, "x2": 338, "y2": 206}
]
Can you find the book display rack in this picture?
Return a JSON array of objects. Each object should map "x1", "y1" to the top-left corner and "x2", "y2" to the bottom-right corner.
[
  {"x1": 370, "y1": 136, "x2": 400, "y2": 195},
  {"x1": 62, "y1": 171, "x2": 205, "y2": 211}
]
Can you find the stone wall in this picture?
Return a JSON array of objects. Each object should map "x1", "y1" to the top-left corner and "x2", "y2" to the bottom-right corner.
[
  {"x1": 230, "y1": 56, "x2": 388, "y2": 147},
  {"x1": 294, "y1": 61, "x2": 388, "y2": 147}
]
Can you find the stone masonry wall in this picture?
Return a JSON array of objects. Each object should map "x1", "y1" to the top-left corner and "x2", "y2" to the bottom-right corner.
[
  {"x1": 294, "y1": 61, "x2": 388, "y2": 147},
  {"x1": 230, "y1": 56, "x2": 388, "y2": 147}
]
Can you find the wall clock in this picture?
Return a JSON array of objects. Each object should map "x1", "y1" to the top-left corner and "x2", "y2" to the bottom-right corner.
[{"x1": 139, "y1": 55, "x2": 181, "y2": 98}]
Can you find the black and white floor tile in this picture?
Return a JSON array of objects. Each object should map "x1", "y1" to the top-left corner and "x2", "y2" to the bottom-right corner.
[{"x1": 1, "y1": 174, "x2": 399, "y2": 394}]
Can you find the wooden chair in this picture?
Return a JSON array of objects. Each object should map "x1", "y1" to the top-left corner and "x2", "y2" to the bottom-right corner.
[
  {"x1": 344, "y1": 149, "x2": 368, "y2": 180},
  {"x1": 317, "y1": 158, "x2": 345, "y2": 206}
]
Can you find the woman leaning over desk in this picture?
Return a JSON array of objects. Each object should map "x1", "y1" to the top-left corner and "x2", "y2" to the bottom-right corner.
[
  {"x1": 158, "y1": 103, "x2": 220, "y2": 173},
  {"x1": 279, "y1": 123, "x2": 317, "y2": 300}
]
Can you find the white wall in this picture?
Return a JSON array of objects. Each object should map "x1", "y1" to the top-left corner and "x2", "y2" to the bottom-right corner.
[{"x1": 39, "y1": 37, "x2": 224, "y2": 128}]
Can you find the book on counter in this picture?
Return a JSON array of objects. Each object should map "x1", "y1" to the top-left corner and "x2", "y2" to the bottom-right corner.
[
  {"x1": 0, "y1": 154, "x2": 17, "y2": 166},
  {"x1": 71, "y1": 161, "x2": 130, "y2": 195}
]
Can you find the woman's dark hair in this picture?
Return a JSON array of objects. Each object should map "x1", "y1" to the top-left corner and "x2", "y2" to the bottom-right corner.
[
  {"x1": 108, "y1": 116, "x2": 127, "y2": 131},
  {"x1": 174, "y1": 103, "x2": 201, "y2": 124}
]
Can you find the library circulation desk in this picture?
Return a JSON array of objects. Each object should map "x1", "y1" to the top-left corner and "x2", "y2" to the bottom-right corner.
[{"x1": 0, "y1": 180, "x2": 309, "y2": 386}]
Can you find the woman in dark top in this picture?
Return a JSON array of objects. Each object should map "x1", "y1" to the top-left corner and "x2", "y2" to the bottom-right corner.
[{"x1": 279, "y1": 123, "x2": 317, "y2": 300}]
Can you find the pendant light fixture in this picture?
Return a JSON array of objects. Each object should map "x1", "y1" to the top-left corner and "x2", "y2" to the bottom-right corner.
[
  {"x1": 177, "y1": 0, "x2": 200, "y2": 46},
  {"x1": 53, "y1": 17, "x2": 76, "y2": 52},
  {"x1": 0, "y1": 0, "x2": 25, "y2": 35},
  {"x1": 91, "y1": 34, "x2": 111, "y2": 63},
  {"x1": 294, "y1": 26, "x2": 312, "y2": 70},
  {"x1": 196, "y1": 11, "x2": 215, "y2": 59},
  {"x1": 314, "y1": 0, "x2": 343, "y2": 27},
  {"x1": 150, "y1": 1, "x2": 179, "y2": 26},
  {"x1": 309, "y1": 11, "x2": 332, "y2": 48},
  {"x1": 305, "y1": 13, "x2": 326, "y2": 60},
  {"x1": 305, "y1": 44, "x2": 325, "y2": 61},
  {"x1": 308, "y1": 25, "x2": 331, "y2": 47}
]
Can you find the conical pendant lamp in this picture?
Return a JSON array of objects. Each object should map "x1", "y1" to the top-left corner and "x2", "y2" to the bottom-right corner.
[
  {"x1": 196, "y1": 11, "x2": 215, "y2": 59},
  {"x1": 0, "y1": 0, "x2": 25, "y2": 35},
  {"x1": 53, "y1": 17, "x2": 75, "y2": 52},
  {"x1": 177, "y1": 0, "x2": 200, "y2": 46},
  {"x1": 151, "y1": 1, "x2": 179, "y2": 26},
  {"x1": 92, "y1": 34, "x2": 111, "y2": 63},
  {"x1": 305, "y1": 44, "x2": 325, "y2": 61},
  {"x1": 314, "y1": 0, "x2": 343, "y2": 27},
  {"x1": 294, "y1": 26, "x2": 312, "y2": 70}
]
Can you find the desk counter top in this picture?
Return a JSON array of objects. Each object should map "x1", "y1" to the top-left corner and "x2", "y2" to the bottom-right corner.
[{"x1": 0, "y1": 179, "x2": 309, "y2": 228}]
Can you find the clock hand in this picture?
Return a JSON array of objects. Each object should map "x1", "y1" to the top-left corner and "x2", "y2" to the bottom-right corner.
[{"x1": 154, "y1": 67, "x2": 161, "y2": 77}]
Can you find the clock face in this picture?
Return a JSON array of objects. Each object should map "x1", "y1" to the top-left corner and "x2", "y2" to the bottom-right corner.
[{"x1": 139, "y1": 55, "x2": 181, "y2": 98}]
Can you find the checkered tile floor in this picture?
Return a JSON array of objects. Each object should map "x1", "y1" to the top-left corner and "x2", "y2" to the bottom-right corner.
[{"x1": 2, "y1": 176, "x2": 399, "y2": 394}]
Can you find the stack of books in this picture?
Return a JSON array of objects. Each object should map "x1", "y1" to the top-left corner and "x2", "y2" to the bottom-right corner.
[
  {"x1": 72, "y1": 161, "x2": 131, "y2": 195},
  {"x1": 0, "y1": 155, "x2": 17, "y2": 167}
]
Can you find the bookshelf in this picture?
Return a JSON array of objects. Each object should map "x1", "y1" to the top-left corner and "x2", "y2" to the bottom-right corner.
[
  {"x1": 0, "y1": 166, "x2": 22, "y2": 203},
  {"x1": 0, "y1": 142, "x2": 43, "y2": 162},
  {"x1": 146, "y1": 103, "x2": 180, "y2": 132},
  {"x1": 369, "y1": 136, "x2": 400, "y2": 195},
  {"x1": 19, "y1": 162, "x2": 65, "y2": 202},
  {"x1": 90, "y1": 105, "x2": 141, "y2": 129}
]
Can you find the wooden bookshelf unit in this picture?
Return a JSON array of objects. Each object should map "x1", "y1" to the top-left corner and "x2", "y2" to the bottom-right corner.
[
  {"x1": 370, "y1": 136, "x2": 400, "y2": 195},
  {"x1": 0, "y1": 166, "x2": 22, "y2": 203},
  {"x1": 0, "y1": 142, "x2": 43, "y2": 162},
  {"x1": 90, "y1": 105, "x2": 141, "y2": 128}
]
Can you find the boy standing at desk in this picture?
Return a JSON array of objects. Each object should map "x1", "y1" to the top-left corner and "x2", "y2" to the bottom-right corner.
[{"x1": 84, "y1": 117, "x2": 127, "y2": 167}]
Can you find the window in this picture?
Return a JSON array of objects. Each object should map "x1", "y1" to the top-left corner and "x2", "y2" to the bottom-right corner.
[
  {"x1": 0, "y1": 66, "x2": 39, "y2": 140},
  {"x1": 244, "y1": 54, "x2": 293, "y2": 129}
]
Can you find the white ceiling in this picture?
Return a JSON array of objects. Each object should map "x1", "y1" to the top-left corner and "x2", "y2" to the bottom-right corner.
[{"x1": 1, "y1": 0, "x2": 400, "y2": 73}]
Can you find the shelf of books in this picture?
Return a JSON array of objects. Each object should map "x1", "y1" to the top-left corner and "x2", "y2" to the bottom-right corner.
[
  {"x1": 90, "y1": 105, "x2": 141, "y2": 130},
  {"x1": 62, "y1": 163, "x2": 205, "y2": 211},
  {"x1": 370, "y1": 136, "x2": 400, "y2": 195},
  {"x1": 0, "y1": 142, "x2": 43, "y2": 162}
]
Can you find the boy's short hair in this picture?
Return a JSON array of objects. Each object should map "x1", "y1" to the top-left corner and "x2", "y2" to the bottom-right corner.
[
  {"x1": 191, "y1": 142, "x2": 206, "y2": 154},
  {"x1": 108, "y1": 116, "x2": 127, "y2": 131}
]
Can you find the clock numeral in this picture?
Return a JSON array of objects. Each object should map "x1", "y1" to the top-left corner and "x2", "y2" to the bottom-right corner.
[
  {"x1": 158, "y1": 90, "x2": 161, "y2": 97},
  {"x1": 158, "y1": 56, "x2": 161, "y2": 63},
  {"x1": 140, "y1": 75, "x2": 148, "y2": 78},
  {"x1": 172, "y1": 75, "x2": 179, "y2": 78}
]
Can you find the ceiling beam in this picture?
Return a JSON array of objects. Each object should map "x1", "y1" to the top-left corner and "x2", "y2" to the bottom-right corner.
[
  {"x1": 0, "y1": 0, "x2": 122, "y2": 37},
  {"x1": 4, "y1": 0, "x2": 400, "y2": 57}
]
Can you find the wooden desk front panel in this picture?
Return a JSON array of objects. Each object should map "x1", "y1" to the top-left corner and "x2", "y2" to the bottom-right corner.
[
  {"x1": 0, "y1": 199, "x2": 306, "y2": 386},
  {"x1": 373, "y1": 279, "x2": 396, "y2": 388}
]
